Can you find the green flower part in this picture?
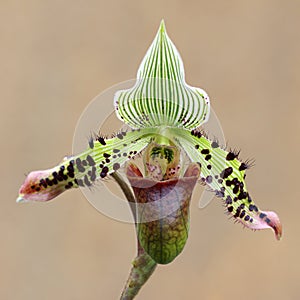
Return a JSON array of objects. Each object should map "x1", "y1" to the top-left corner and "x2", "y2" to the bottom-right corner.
[
  {"x1": 127, "y1": 159, "x2": 200, "y2": 264},
  {"x1": 17, "y1": 21, "x2": 282, "y2": 264},
  {"x1": 115, "y1": 21, "x2": 210, "y2": 129}
]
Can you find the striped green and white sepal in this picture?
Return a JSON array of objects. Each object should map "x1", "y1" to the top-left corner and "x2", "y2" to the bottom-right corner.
[{"x1": 114, "y1": 21, "x2": 210, "y2": 130}]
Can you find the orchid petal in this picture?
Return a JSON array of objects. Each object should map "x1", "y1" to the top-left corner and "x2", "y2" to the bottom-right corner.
[
  {"x1": 17, "y1": 128, "x2": 158, "y2": 202},
  {"x1": 169, "y1": 127, "x2": 282, "y2": 240}
]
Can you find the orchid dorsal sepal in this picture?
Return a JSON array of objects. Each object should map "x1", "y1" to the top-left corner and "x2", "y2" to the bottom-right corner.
[{"x1": 114, "y1": 21, "x2": 210, "y2": 130}]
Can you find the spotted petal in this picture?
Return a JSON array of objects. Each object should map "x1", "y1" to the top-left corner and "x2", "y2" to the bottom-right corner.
[
  {"x1": 114, "y1": 20, "x2": 210, "y2": 130},
  {"x1": 17, "y1": 128, "x2": 159, "y2": 202},
  {"x1": 169, "y1": 127, "x2": 282, "y2": 240}
]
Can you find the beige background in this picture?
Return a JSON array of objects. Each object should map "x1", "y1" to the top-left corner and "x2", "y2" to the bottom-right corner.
[{"x1": 1, "y1": 1, "x2": 299, "y2": 299}]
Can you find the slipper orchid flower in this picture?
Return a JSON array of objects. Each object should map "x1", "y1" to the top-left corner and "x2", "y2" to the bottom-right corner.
[{"x1": 17, "y1": 21, "x2": 282, "y2": 268}]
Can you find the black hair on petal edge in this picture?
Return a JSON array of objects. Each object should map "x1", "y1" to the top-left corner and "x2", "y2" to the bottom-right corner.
[
  {"x1": 231, "y1": 147, "x2": 241, "y2": 158},
  {"x1": 243, "y1": 158, "x2": 256, "y2": 169}
]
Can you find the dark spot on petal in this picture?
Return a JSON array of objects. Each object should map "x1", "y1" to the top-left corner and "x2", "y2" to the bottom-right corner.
[
  {"x1": 233, "y1": 185, "x2": 239, "y2": 194},
  {"x1": 89, "y1": 138, "x2": 94, "y2": 149},
  {"x1": 226, "y1": 152, "x2": 236, "y2": 161},
  {"x1": 67, "y1": 164, "x2": 74, "y2": 173},
  {"x1": 100, "y1": 171, "x2": 107, "y2": 178},
  {"x1": 206, "y1": 175, "x2": 213, "y2": 183},
  {"x1": 90, "y1": 167, "x2": 96, "y2": 181},
  {"x1": 86, "y1": 155, "x2": 95, "y2": 166},
  {"x1": 259, "y1": 213, "x2": 267, "y2": 219},
  {"x1": 46, "y1": 178, "x2": 53, "y2": 186},
  {"x1": 77, "y1": 179, "x2": 84, "y2": 187},
  {"x1": 205, "y1": 154, "x2": 212, "y2": 161},
  {"x1": 220, "y1": 167, "x2": 233, "y2": 179},
  {"x1": 76, "y1": 158, "x2": 85, "y2": 173},
  {"x1": 240, "y1": 210, "x2": 246, "y2": 219},
  {"x1": 226, "y1": 196, "x2": 232, "y2": 205},
  {"x1": 211, "y1": 141, "x2": 219, "y2": 148},
  {"x1": 201, "y1": 149, "x2": 209, "y2": 155},
  {"x1": 84, "y1": 175, "x2": 91, "y2": 187},
  {"x1": 252, "y1": 205, "x2": 258, "y2": 212},
  {"x1": 226, "y1": 180, "x2": 232, "y2": 186},
  {"x1": 97, "y1": 137, "x2": 106, "y2": 145},
  {"x1": 248, "y1": 194, "x2": 252, "y2": 203},
  {"x1": 67, "y1": 172, "x2": 75, "y2": 178},
  {"x1": 234, "y1": 209, "x2": 240, "y2": 218},
  {"x1": 40, "y1": 179, "x2": 47, "y2": 188},
  {"x1": 113, "y1": 163, "x2": 120, "y2": 171},
  {"x1": 100, "y1": 166, "x2": 109, "y2": 177},
  {"x1": 57, "y1": 174, "x2": 65, "y2": 181},
  {"x1": 238, "y1": 191, "x2": 248, "y2": 200},
  {"x1": 239, "y1": 163, "x2": 248, "y2": 171},
  {"x1": 215, "y1": 190, "x2": 225, "y2": 197},
  {"x1": 232, "y1": 178, "x2": 238, "y2": 184}
]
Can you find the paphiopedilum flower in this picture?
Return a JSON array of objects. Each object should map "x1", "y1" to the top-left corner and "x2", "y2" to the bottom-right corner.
[{"x1": 17, "y1": 19, "x2": 282, "y2": 257}]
